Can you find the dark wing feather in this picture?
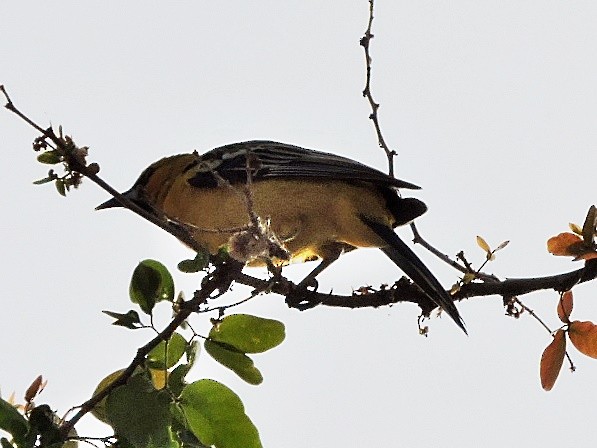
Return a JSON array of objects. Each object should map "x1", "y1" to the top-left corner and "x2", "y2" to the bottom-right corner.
[{"x1": 187, "y1": 141, "x2": 421, "y2": 190}]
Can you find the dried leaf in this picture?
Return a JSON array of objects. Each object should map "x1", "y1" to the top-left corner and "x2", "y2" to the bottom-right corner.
[
  {"x1": 495, "y1": 240, "x2": 510, "y2": 252},
  {"x1": 540, "y1": 329, "x2": 566, "y2": 391},
  {"x1": 476, "y1": 235, "x2": 491, "y2": 254},
  {"x1": 569, "y1": 222, "x2": 583, "y2": 235},
  {"x1": 569, "y1": 320, "x2": 597, "y2": 358},
  {"x1": 557, "y1": 291, "x2": 573, "y2": 323}
]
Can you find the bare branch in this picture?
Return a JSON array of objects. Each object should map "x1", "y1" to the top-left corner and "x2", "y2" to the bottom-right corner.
[
  {"x1": 360, "y1": 0, "x2": 396, "y2": 176},
  {"x1": 233, "y1": 260, "x2": 597, "y2": 315},
  {"x1": 1, "y1": 86, "x2": 205, "y2": 253}
]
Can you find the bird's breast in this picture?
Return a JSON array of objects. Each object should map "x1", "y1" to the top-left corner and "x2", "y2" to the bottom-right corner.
[{"x1": 159, "y1": 178, "x2": 394, "y2": 261}]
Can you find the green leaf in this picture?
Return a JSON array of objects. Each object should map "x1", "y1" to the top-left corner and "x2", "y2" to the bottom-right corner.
[
  {"x1": 180, "y1": 380, "x2": 262, "y2": 448},
  {"x1": 168, "y1": 364, "x2": 191, "y2": 398},
  {"x1": 0, "y1": 398, "x2": 33, "y2": 448},
  {"x1": 177, "y1": 251, "x2": 210, "y2": 273},
  {"x1": 36, "y1": 151, "x2": 61, "y2": 164},
  {"x1": 175, "y1": 429, "x2": 210, "y2": 448},
  {"x1": 129, "y1": 260, "x2": 175, "y2": 314},
  {"x1": 148, "y1": 333, "x2": 187, "y2": 369},
  {"x1": 32, "y1": 176, "x2": 55, "y2": 185},
  {"x1": 208, "y1": 314, "x2": 285, "y2": 353},
  {"x1": 185, "y1": 340, "x2": 200, "y2": 367},
  {"x1": 33, "y1": 170, "x2": 57, "y2": 186},
  {"x1": 103, "y1": 310, "x2": 142, "y2": 329},
  {"x1": 106, "y1": 373, "x2": 177, "y2": 448},
  {"x1": 167, "y1": 341, "x2": 200, "y2": 396},
  {"x1": 55, "y1": 179, "x2": 66, "y2": 196},
  {"x1": 204, "y1": 340, "x2": 263, "y2": 385},
  {"x1": 204, "y1": 314, "x2": 285, "y2": 383}
]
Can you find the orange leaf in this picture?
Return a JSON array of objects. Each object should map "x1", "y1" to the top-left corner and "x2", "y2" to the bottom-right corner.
[
  {"x1": 547, "y1": 232, "x2": 583, "y2": 256},
  {"x1": 546, "y1": 232, "x2": 597, "y2": 260},
  {"x1": 557, "y1": 291, "x2": 573, "y2": 323},
  {"x1": 540, "y1": 329, "x2": 566, "y2": 391},
  {"x1": 569, "y1": 321, "x2": 597, "y2": 359}
]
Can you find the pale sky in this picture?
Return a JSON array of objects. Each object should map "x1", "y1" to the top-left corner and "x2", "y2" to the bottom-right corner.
[{"x1": 2, "y1": 2, "x2": 597, "y2": 447}]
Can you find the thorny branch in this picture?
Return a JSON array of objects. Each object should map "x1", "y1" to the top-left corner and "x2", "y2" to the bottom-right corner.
[
  {"x1": 358, "y1": 3, "x2": 500, "y2": 286},
  {"x1": 235, "y1": 262, "x2": 597, "y2": 313},
  {"x1": 355, "y1": 3, "x2": 597, "y2": 336},
  {"x1": 360, "y1": 0, "x2": 396, "y2": 177},
  {"x1": 358, "y1": 3, "x2": 491, "y2": 283}
]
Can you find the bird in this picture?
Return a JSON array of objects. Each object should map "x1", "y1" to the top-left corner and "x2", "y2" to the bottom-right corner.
[{"x1": 97, "y1": 140, "x2": 466, "y2": 333}]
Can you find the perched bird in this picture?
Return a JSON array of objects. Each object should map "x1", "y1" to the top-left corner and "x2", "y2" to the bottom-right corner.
[{"x1": 97, "y1": 140, "x2": 465, "y2": 332}]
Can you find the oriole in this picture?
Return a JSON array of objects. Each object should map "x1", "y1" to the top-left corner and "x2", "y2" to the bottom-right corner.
[{"x1": 97, "y1": 140, "x2": 465, "y2": 332}]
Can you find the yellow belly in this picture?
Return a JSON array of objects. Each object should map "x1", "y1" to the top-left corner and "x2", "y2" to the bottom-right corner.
[{"x1": 159, "y1": 178, "x2": 394, "y2": 263}]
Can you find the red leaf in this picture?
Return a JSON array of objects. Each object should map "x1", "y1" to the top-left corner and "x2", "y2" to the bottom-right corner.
[
  {"x1": 540, "y1": 329, "x2": 566, "y2": 391},
  {"x1": 557, "y1": 291, "x2": 573, "y2": 323},
  {"x1": 569, "y1": 321, "x2": 597, "y2": 358}
]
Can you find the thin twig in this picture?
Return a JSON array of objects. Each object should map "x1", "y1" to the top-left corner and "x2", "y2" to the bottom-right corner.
[
  {"x1": 360, "y1": 0, "x2": 396, "y2": 176},
  {"x1": 411, "y1": 223, "x2": 496, "y2": 280},
  {"x1": 359, "y1": 8, "x2": 482, "y2": 283},
  {"x1": 1, "y1": 85, "x2": 204, "y2": 253},
  {"x1": 513, "y1": 297, "x2": 576, "y2": 371},
  {"x1": 513, "y1": 298, "x2": 552, "y2": 333}
]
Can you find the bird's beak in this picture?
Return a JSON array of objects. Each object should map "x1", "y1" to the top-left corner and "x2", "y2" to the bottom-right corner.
[
  {"x1": 95, "y1": 197, "x2": 123, "y2": 210},
  {"x1": 95, "y1": 188, "x2": 136, "y2": 210}
]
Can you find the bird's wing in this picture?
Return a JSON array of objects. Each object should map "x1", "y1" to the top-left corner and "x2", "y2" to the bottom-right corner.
[{"x1": 187, "y1": 140, "x2": 421, "y2": 190}]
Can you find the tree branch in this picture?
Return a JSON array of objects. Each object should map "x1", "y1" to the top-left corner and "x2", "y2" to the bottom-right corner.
[
  {"x1": 360, "y1": 0, "x2": 396, "y2": 176},
  {"x1": 233, "y1": 260, "x2": 597, "y2": 315}
]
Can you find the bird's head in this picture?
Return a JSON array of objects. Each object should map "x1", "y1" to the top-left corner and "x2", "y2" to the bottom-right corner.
[{"x1": 96, "y1": 153, "x2": 198, "y2": 213}]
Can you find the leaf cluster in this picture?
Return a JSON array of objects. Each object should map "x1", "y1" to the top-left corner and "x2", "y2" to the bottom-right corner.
[
  {"x1": 1, "y1": 260, "x2": 285, "y2": 448},
  {"x1": 540, "y1": 290, "x2": 597, "y2": 391}
]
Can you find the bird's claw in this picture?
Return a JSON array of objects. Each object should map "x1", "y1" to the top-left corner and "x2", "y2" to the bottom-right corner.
[{"x1": 285, "y1": 279, "x2": 321, "y2": 310}]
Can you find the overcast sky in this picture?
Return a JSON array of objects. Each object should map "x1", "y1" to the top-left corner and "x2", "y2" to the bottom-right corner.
[{"x1": 2, "y1": 2, "x2": 597, "y2": 447}]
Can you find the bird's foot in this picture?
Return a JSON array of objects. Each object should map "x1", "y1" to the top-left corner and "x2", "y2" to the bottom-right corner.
[{"x1": 285, "y1": 279, "x2": 321, "y2": 310}]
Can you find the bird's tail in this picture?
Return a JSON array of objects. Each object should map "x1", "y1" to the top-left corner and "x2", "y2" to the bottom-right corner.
[{"x1": 361, "y1": 217, "x2": 467, "y2": 334}]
